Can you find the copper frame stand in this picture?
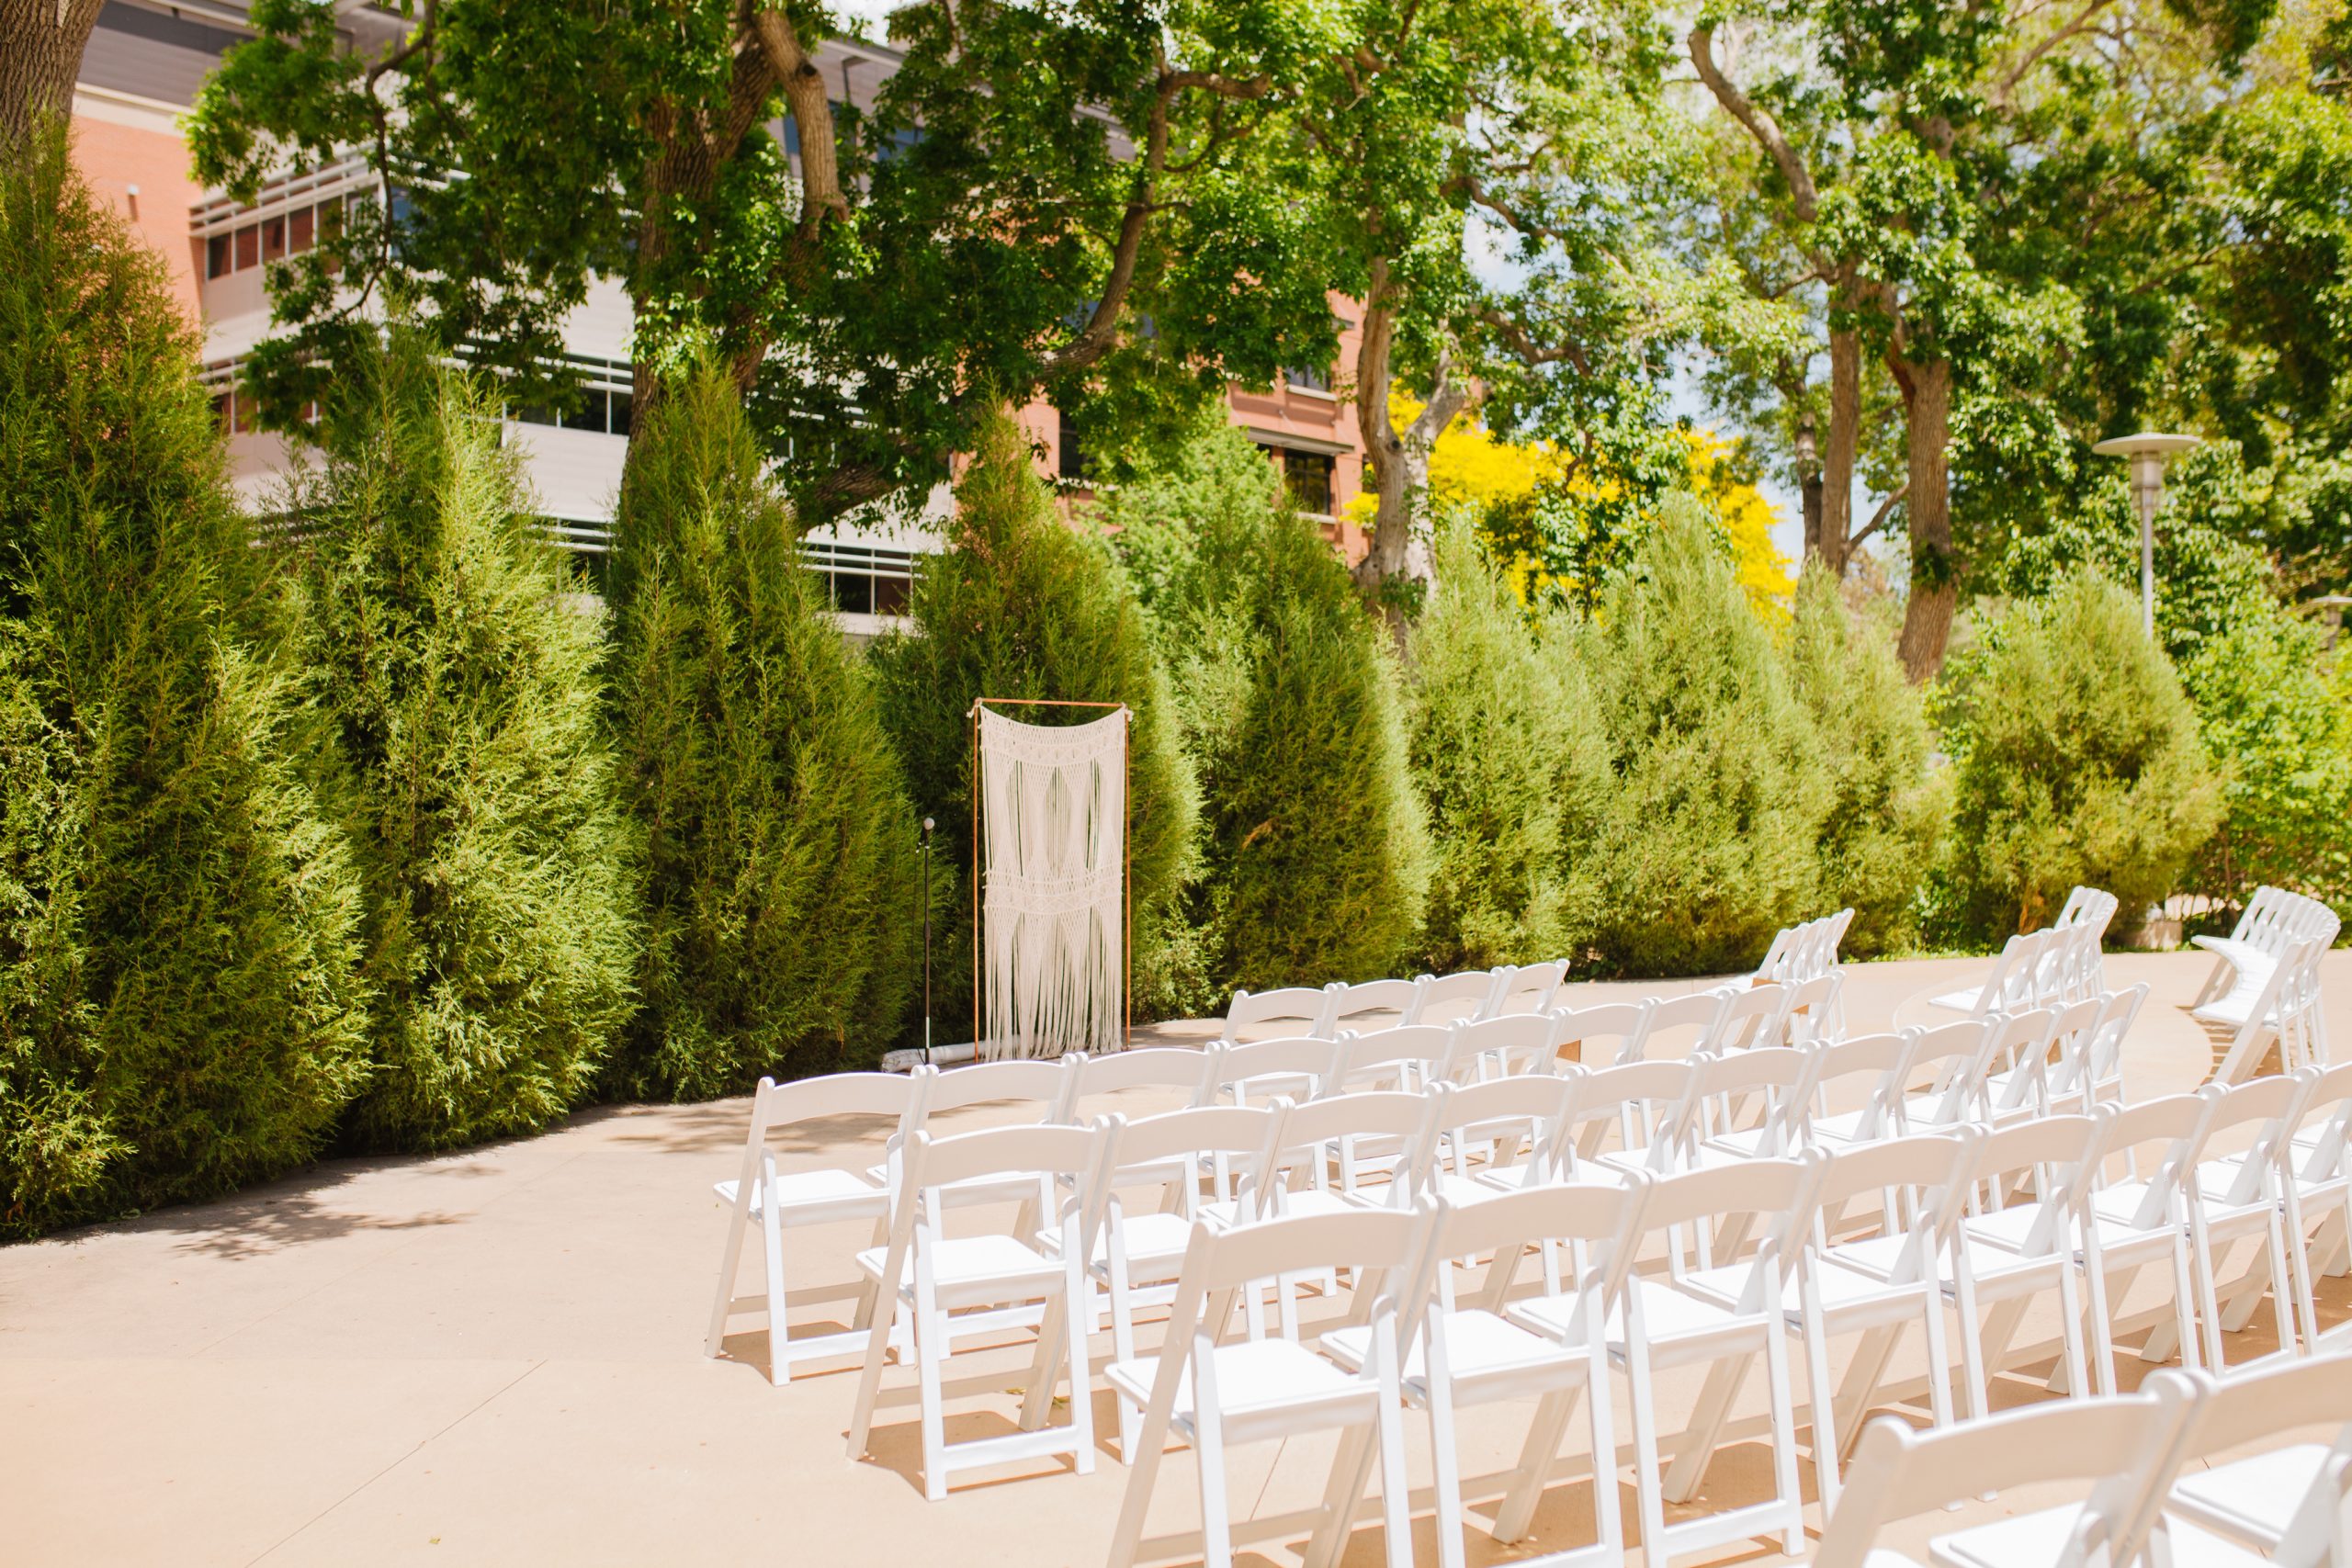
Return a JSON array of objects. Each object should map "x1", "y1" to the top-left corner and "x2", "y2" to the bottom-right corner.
[{"x1": 968, "y1": 697, "x2": 1133, "y2": 1055}]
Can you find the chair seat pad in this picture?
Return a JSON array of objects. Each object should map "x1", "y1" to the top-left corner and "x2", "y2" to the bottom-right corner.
[
  {"x1": 1961, "y1": 1201, "x2": 2056, "y2": 1254},
  {"x1": 1095, "y1": 1211, "x2": 1194, "y2": 1267},
  {"x1": 1928, "y1": 986, "x2": 1986, "y2": 1014},
  {"x1": 856, "y1": 1235, "x2": 1056, "y2": 1292},
  {"x1": 1328, "y1": 1306, "x2": 1583, "y2": 1383},
  {"x1": 2169, "y1": 1441, "x2": 2329, "y2": 1544},
  {"x1": 714, "y1": 1167, "x2": 885, "y2": 1216},
  {"x1": 1929, "y1": 1501, "x2": 2091, "y2": 1568},
  {"x1": 1105, "y1": 1337, "x2": 1362, "y2": 1424}
]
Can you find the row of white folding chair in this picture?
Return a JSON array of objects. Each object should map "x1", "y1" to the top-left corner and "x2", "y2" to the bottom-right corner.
[
  {"x1": 1815, "y1": 1353, "x2": 2352, "y2": 1568},
  {"x1": 1747, "y1": 907, "x2": 1855, "y2": 987},
  {"x1": 2208, "y1": 932, "x2": 2335, "y2": 1084},
  {"x1": 1217, "y1": 960, "x2": 1576, "y2": 1045},
  {"x1": 2194, "y1": 884, "x2": 2340, "y2": 1009},
  {"x1": 1929, "y1": 918, "x2": 2106, "y2": 1020}
]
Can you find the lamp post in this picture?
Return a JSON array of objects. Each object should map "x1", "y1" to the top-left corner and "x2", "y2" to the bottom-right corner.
[{"x1": 2091, "y1": 432, "x2": 2201, "y2": 637}]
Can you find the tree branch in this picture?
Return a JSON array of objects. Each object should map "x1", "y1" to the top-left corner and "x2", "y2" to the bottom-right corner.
[
  {"x1": 753, "y1": 5, "x2": 850, "y2": 235},
  {"x1": 1848, "y1": 479, "x2": 1908, "y2": 549},
  {"x1": 1689, "y1": 22, "x2": 1818, "y2": 224}
]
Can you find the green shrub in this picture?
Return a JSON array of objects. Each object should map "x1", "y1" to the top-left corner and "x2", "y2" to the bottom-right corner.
[
  {"x1": 1405, "y1": 516, "x2": 1587, "y2": 970},
  {"x1": 1932, "y1": 571, "x2": 2224, "y2": 940},
  {"x1": 0, "y1": 131, "x2": 370, "y2": 1233},
  {"x1": 869, "y1": 409, "x2": 1198, "y2": 1038},
  {"x1": 606, "y1": 365, "x2": 922, "y2": 1095},
  {"x1": 1785, "y1": 564, "x2": 1949, "y2": 954},
  {"x1": 1559, "y1": 493, "x2": 1826, "y2": 975},
  {"x1": 1105, "y1": 423, "x2": 1430, "y2": 995},
  {"x1": 2179, "y1": 605, "x2": 2352, "y2": 916},
  {"x1": 293, "y1": 333, "x2": 633, "y2": 1149}
]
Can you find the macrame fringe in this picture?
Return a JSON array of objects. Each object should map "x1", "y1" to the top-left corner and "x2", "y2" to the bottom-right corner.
[{"x1": 978, "y1": 707, "x2": 1126, "y2": 1060}]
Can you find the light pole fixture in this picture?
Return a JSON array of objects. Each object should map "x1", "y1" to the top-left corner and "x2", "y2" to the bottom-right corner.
[{"x1": 2092, "y1": 432, "x2": 2201, "y2": 636}]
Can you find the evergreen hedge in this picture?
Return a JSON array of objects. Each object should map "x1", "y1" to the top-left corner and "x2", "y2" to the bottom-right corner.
[
  {"x1": 606, "y1": 365, "x2": 922, "y2": 1095},
  {"x1": 1559, "y1": 493, "x2": 1826, "y2": 975},
  {"x1": 1932, "y1": 571, "x2": 2224, "y2": 940},
  {"x1": 0, "y1": 132, "x2": 370, "y2": 1234},
  {"x1": 869, "y1": 410, "x2": 1198, "y2": 1039},
  {"x1": 1406, "y1": 516, "x2": 1586, "y2": 971},
  {"x1": 292, "y1": 333, "x2": 633, "y2": 1150},
  {"x1": 1105, "y1": 423, "x2": 1429, "y2": 995},
  {"x1": 1785, "y1": 565, "x2": 1949, "y2": 955}
]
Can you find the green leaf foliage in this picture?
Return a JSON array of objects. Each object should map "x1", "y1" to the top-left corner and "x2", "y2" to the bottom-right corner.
[
  {"x1": 1405, "y1": 515, "x2": 1586, "y2": 971},
  {"x1": 1931, "y1": 572, "x2": 2225, "y2": 941},
  {"x1": 1559, "y1": 494, "x2": 1828, "y2": 976},
  {"x1": 1785, "y1": 565, "x2": 1949, "y2": 955},
  {"x1": 869, "y1": 409, "x2": 1198, "y2": 1037},
  {"x1": 0, "y1": 130, "x2": 370, "y2": 1234},
  {"x1": 2179, "y1": 606, "x2": 2352, "y2": 919},
  {"x1": 1103, "y1": 421, "x2": 1430, "y2": 997},
  {"x1": 292, "y1": 332, "x2": 633, "y2": 1150},
  {"x1": 606, "y1": 364, "x2": 922, "y2": 1095}
]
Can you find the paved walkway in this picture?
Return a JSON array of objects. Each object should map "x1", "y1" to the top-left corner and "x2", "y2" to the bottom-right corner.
[{"x1": 4, "y1": 951, "x2": 2346, "y2": 1566}]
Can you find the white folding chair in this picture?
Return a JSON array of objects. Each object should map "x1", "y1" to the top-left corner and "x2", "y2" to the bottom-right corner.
[
  {"x1": 1550, "y1": 999, "x2": 1652, "y2": 1072},
  {"x1": 707, "y1": 1069, "x2": 928, "y2": 1383},
  {"x1": 2075, "y1": 1092, "x2": 2210, "y2": 1394},
  {"x1": 1554, "y1": 1154, "x2": 1824, "y2": 1563},
  {"x1": 1488, "y1": 959, "x2": 1569, "y2": 1018},
  {"x1": 1800, "y1": 1030, "x2": 1917, "y2": 1152},
  {"x1": 1092, "y1": 1102, "x2": 1290, "y2": 1460},
  {"x1": 1057, "y1": 1045, "x2": 1216, "y2": 1121},
  {"x1": 2151, "y1": 1355, "x2": 2352, "y2": 1568},
  {"x1": 883, "y1": 1054, "x2": 1081, "y2": 1208},
  {"x1": 2209, "y1": 935, "x2": 2335, "y2": 1085},
  {"x1": 2044, "y1": 985, "x2": 2147, "y2": 1118},
  {"x1": 1710, "y1": 980, "x2": 1796, "y2": 1053},
  {"x1": 1325, "y1": 976, "x2": 1428, "y2": 1038},
  {"x1": 1805, "y1": 1376, "x2": 2201, "y2": 1568},
  {"x1": 1623, "y1": 989, "x2": 1730, "y2": 1063},
  {"x1": 1422, "y1": 1073, "x2": 1575, "y2": 1213},
  {"x1": 845, "y1": 1120, "x2": 1110, "y2": 1499},
  {"x1": 1894, "y1": 1018, "x2": 1998, "y2": 1135},
  {"x1": 1334, "y1": 1181, "x2": 1650, "y2": 1568},
  {"x1": 1409, "y1": 966, "x2": 1508, "y2": 1026},
  {"x1": 2265, "y1": 1060, "x2": 2352, "y2": 1351},
  {"x1": 1454, "y1": 1011, "x2": 1567, "y2": 1080},
  {"x1": 2169, "y1": 1071, "x2": 2311, "y2": 1372},
  {"x1": 1220, "y1": 985, "x2": 1337, "y2": 1044},
  {"x1": 1104, "y1": 1208, "x2": 1425, "y2": 1568},
  {"x1": 1204, "y1": 1032, "x2": 1337, "y2": 1111},
  {"x1": 1320, "y1": 1022, "x2": 1458, "y2": 1098},
  {"x1": 1944, "y1": 1114, "x2": 2100, "y2": 1422},
  {"x1": 1563, "y1": 1058, "x2": 1702, "y2": 1179},
  {"x1": 1979, "y1": 1005, "x2": 2063, "y2": 1130},
  {"x1": 1792, "y1": 1132, "x2": 1975, "y2": 1510},
  {"x1": 1688, "y1": 1044, "x2": 1820, "y2": 1167},
  {"x1": 1783, "y1": 970, "x2": 1847, "y2": 1048},
  {"x1": 1928, "y1": 928, "x2": 2055, "y2": 1017}
]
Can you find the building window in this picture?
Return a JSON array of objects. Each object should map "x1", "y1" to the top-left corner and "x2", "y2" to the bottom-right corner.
[
  {"x1": 263, "y1": 215, "x2": 286, "y2": 261},
  {"x1": 1284, "y1": 361, "x2": 1331, "y2": 394},
  {"x1": 805, "y1": 539, "x2": 921, "y2": 617},
  {"x1": 207, "y1": 233, "x2": 232, "y2": 278},
  {"x1": 1057, "y1": 407, "x2": 1088, "y2": 483},
  {"x1": 234, "y1": 224, "x2": 258, "y2": 270},
  {"x1": 1280, "y1": 448, "x2": 1334, "y2": 515},
  {"x1": 289, "y1": 206, "x2": 314, "y2": 252}
]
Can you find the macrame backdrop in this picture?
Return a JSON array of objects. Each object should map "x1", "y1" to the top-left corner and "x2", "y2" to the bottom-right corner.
[{"x1": 977, "y1": 706, "x2": 1127, "y2": 1060}]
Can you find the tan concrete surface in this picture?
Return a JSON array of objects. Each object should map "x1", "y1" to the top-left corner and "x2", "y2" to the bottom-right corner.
[{"x1": 5, "y1": 951, "x2": 2347, "y2": 1567}]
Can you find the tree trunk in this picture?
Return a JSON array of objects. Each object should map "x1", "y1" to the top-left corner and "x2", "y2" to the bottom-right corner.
[
  {"x1": 1892, "y1": 354, "x2": 1955, "y2": 682},
  {"x1": 0, "y1": 0, "x2": 105, "y2": 147},
  {"x1": 1794, "y1": 407, "x2": 1824, "y2": 563},
  {"x1": 1350, "y1": 260, "x2": 1470, "y2": 644},
  {"x1": 1820, "y1": 313, "x2": 1861, "y2": 576}
]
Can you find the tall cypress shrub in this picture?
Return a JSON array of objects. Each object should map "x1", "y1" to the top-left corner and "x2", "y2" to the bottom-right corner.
[
  {"x1": 1104, "y1": 423, "x2": 1429, "y2": 995},
  {"x1": 606, "y1": 365, "x2": 922, "y2": 1095},
  {"x1": 1405, "y1": 516, "x2": 1590, "y2": 971},
  {"x1": 294, "y1": 333, "x2": 632, "y2": 1149},
  {"x1": 1560, "y1": 493, "x2": 1826, "y2": 975},
  {"x1": 1933, "y1": 571, "x2": 2223, "y2": 940},
  {"x1": 870, "y1": 410, "x2": 1197, "y2": 1039},
  {"x1": 0, "y1": 131, "x2": 369, "y2": 1233},
  {"x1": 1785, "y1": 564, "x2": 1948, "y2": 955}
]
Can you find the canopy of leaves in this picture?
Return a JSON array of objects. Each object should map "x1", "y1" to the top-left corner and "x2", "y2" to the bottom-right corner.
[
  {"x1": 606, "y1": 362, "x2": 922, "y2": 1095},
  {"x1": 0, "y1": 130, "x2": 369, "y2": 1233}
]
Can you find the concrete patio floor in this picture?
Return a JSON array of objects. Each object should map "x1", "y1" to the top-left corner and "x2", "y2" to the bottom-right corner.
[{"x1": 6, "y1": 950, "x2": 2349, "y2": 1567}]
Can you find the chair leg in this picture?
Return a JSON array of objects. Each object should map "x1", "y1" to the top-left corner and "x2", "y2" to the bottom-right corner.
[
  {"x1": 1195, "y1": 1402, "x2": 1234, "y2": 1568},
  {"x1": 1106, "y1": 1369, "x2": 1179, "y2": 1568},
  {"x1": 2053, "y1": 1258, "x2": 2091, "y2": 1402},
  {"x1": 1426, "y1": 1374, "x2": 1469, "y2": 1568},
  {"x1": 1585, "y1": 1358, "x2": 1623, "y2": 1561},
  {"x1": 2080, "y1": 1253, "x2": 2120, "y2": 1398},
  {"x1": 705, "y1": 1186, "x2": 753, "y2": 1360},
  {"x1": 1762, "y1": 1320, "x2": 1805, "y2": 1557},
  {"x1": 2191, "y1": 1214, "x2": 2229, "y2": 1371},
  {"x1": 1801, "y1": 1311, "x2": 1842, "y2": 1516},
  {"x1": 1659, "y1": 1353, "x2": 1749, "y2": 1504},
  {"x1": 1303, "y1": 1426, "x2": 1377, "y2": 1568},
  {"x1": 2287, "y1": 1188, "x2": 2324, "y2": 1360},
  {"x1": 2167, "y1": 1235, "x2": 2202, "y2": 1372},
  {"x1": 1493, "y1": 1383, "x2": 1578, "y2": 1544},
  {"x1": 1622, "y1": 1341, "x2": 1669, "y2": 1567},
  {"x1": 1375, "y1": 1383, "x2": 1415, "y2": 1568},
  {"x1": 2265, "y1": 1211, "x2": 2302, "y2": 1357},
  {"x1": 762, "y1": 1179, "x2": 792, "y2": 1387},
  {"x1": 918, "y1": 1295, "x2": 950, "y2": 1502},
  {"x1": 1951, "y1": 1269, "x2": 1991, "y2": 1425}
]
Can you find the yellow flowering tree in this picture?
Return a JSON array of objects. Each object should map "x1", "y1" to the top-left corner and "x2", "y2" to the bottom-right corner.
[{"x1": 1358, "y1": 389, "x2": 1792, "y2": 619}]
